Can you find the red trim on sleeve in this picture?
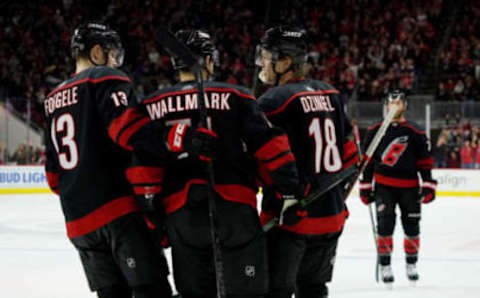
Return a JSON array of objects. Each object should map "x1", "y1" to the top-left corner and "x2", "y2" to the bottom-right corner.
[
  {"x1": 255, "y1": 135, "x2": 291, "y2": 161},
  {"x1": 266, "y1": 89, "x2": 339, "y2": 116},
  {"x1": 399, "y1": 123, "x2": 426, "y2": 135},
  {"x1": 343, "y1": 155, "x2": 359, "y2": 169},
  {"x1": 116, "y1": 117, "x2": 151, "y2": 150},
  {"x1": 66, "y1": 196, "x2": 140, "y2": 238},
  {"x1": 263, "y1": 152, "x2": 296, "y2": 172},
  {"x1": 374, "y1": 173, "x2": 419, "y2": 188},
  {"x1": 367, "y1": 122, "x2": 382, "y2": 131},
  {"x1": 46, "y1": 171, "x2": 59, "y2": 194},
  {"x1": 108, "y1": 108, "x2": 144, "y2": 142}
]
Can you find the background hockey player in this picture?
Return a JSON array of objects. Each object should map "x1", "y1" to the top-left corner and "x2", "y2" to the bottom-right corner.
[
  {"x1": 44, "y1": 22, "x2": 215, "y2": 298},
  {"x1": 359, "y1": 90, "x2": 437, "y2": 285},
  {"x1": 256, "y1": 26, "x2": 359, "y2": 298},
  {"x1": 129, "y1": 29, "x2": 299, "y2": 298}
]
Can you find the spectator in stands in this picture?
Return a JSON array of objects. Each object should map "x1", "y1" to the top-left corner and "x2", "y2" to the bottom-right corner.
[
  {"x1": 434, "y1": 130, "x2": 448, "y2": 168},
  {"x1": 446, "y1": 150, "x2": 461, "y2": 168},
  {"x1": 460, "y1": 140, "x2": 474, "y2": 168},
  {"x1": 0, "y1": 142, "x2": 3, "y2": 164},
  {"x1": 474, "y1": 140, "x2": 480, "y2": 169},
  {"x1": 10, "y1": 144, "x2": 27, "y2": 165}
]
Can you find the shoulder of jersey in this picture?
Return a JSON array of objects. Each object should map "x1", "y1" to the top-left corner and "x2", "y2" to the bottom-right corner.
[
  {"x1": 399, "y1": 120, "x2": 426, "y2": 134},
  {"x1": 367, "y1": 119, "x2": 383, "y2": 131},
  {"x1": 204, "y1": 81, "x2": 254, "y2": 99},
  {"x1": 258, "y1": 79, "x2": 339, "y2": 114},
  {"x1": 86, "y1": 66, "x2": 131, "y2": 81},
  {"x1": 142, "y1": 81, "x2": 255, "y2": 104}
]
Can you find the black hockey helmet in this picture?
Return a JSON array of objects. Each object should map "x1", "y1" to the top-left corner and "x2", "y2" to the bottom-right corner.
[
  {"x1": 385, "y1": 90, "x2": 408, "y2": 108},
  {"x1": 71, "y1": 22, "x2": 124, "y2": 67},
  {"x1": 256, "y1": 26, "x2": 308, "y2": 67},
  {"x1": 171, "y1": 29, "x2": 218, "y2": 70}
]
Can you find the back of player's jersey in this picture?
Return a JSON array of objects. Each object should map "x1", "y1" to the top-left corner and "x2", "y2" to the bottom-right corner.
[
  {"x1": 44, "y1": 67, "x2": 133, "y2": 225},
  {"x1": 258, "y1": 80, "x2": 350, "y2": 186},
  {"x1": 142, "y1": 81, "x2": 270, "y2": 196}
]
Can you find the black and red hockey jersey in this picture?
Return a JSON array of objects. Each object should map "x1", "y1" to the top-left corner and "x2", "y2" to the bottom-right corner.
[
  {"x1": 361, "y1": 119, "x2": 434, "y2": 188},
  {"x1": 127, "y1": 81, "x2": 299, "y2": 214},
  {"x1": 258, "y1": 79, "x2": 358, "y2": 235},
  {"x1": 44, "y1": 66, "x2": 169, "y2": 238}
]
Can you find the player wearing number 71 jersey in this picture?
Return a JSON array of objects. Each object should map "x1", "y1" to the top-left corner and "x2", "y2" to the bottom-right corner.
[
  {"x1": 43, "y1": 23, "x2": 216, "y2": 298},
  {"x1": 256, "y1": 26, "x2": 359, "y2": 298}
]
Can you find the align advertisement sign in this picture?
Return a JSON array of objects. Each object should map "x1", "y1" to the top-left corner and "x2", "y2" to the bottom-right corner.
[{"x1": 0, "y1": 166, "x2": 479, "y2": 197}]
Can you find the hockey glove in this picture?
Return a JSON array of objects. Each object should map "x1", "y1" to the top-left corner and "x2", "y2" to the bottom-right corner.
[
  {"x1": 359, "y1": 181, "x2": 375, "y2": 205},
  {"x1": 279, "y1": 183, "x2": 310, "y2": 226},
  {"x1": 420, "y1": 180, "x2": 437, "y2": 203},
  {"x1": 167, "y1": 123, "x2": 218, "y2": 161}
]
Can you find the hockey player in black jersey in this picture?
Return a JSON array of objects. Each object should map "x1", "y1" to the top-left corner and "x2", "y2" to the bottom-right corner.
[
  {"x1": 359, "y1": 90, "x2": 437, "y2": 285},
  {"x1": 44, "y1": 23, "x2": 215, "y2": 298},
  {"x1": 256, "y1": 26, "x2": 359, "y2": 298},
  {"x1": 128, "y1": 29, "x2": 299, "y2": 298}
]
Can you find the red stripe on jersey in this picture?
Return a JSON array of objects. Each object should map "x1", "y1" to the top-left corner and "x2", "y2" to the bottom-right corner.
[
  {"x1": 162, "y1": 179, "x2": 207, "y2": 214},
  {"x1": 162, "y1": 180, "x2": 258, "y2": 214},
  {"x1": 255, "y1": 135, "x2": 291, "y2": 161},
  {"x1": 404, "y1": 237, "x2": 419, "y2": 254},
  {"x1": 143, "y1": 88, "x2": 254, "y2": 104},
  {"x1": 264, "y1": 152, "x2": 296, "y2": 172},
  {"x1": 117, "y1": 117, "x2": 151, "y2": 150},
  {"x1": 126, "y1": 166, "x2": 165, "y2": 185},
  {"x1": 47, "y1": 76, "x2": 131, "y2": 97},
  {"x1": 374, "y1": 173, "x2": 419, "y2": 188},
  {"x1": 266, "y1": 89, "x2": 339, "y2": 116},
  {"x1": 108, "y1": 108, "x2": 144, "y2": 141},
  {"x1": 343, "y1": 140, "x2": 358, "y2": 160},
  {"x1": 280, "y1": 209, "x2": 348, "y2": 234},
  {"x1": 417, "y1": 157, "x2": 434, "y2": 169},
  {"x1": 215, "y1": 184, "x2": 257, "y2": 210},
  {"x1": 46, "y1": 171, "x2": 59, "y2": 194},
  {"x1": 66, "y1": 196, "x2": 140, "y2": 238}
]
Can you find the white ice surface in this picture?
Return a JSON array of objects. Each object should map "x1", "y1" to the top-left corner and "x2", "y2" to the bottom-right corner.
[{"x1": 1, "y1": 193, "x2": 479, "y2": 297}]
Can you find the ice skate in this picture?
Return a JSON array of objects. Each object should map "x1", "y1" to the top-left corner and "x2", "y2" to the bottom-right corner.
[
  {"x1": 380, "y1": 265, "x2": 394, "y2": 288},
  {"x1": 406, "y1": 263, "x2": 419, "y2": 286}
]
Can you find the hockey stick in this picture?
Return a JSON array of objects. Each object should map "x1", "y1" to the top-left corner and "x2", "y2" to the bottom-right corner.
[
  {"x1": 263, "y1": 106, "x2": 399, "y2": 232},
  {"x1": 263, "y1": 164, "x2": 357, "y2": 232},
  {"x1": 154, "y1": 26, "x2": 226, "y2": 298},
  {"x1": 353, "y1": 121, "x2": 380, "y2": 282}
]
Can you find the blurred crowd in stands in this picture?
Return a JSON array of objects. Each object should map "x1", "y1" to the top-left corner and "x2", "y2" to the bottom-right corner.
[
  {"x1": 434, "y1": 119, "x2": 480, "y2": 169},
  {"x1": 0, "y1": 0, "x2": 479, "y2": 168},
  {"x1": 0, "y1": 142, "x2": 45, "y2": 165}
]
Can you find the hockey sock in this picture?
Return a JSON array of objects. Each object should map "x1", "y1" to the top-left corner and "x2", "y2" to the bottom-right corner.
[
  {"x1": 377, "y1": 236, "x2": 393, "y2": 265},
  {"x1": 404, "y1": 236, "x2": 419, "y2": 264}
]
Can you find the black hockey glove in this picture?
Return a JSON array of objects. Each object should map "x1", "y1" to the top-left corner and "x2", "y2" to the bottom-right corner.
[
  {"x1": 420, "y1": 180, "x2": 437, "y2": 204},
  {"x1": 166, "y1": 123, "x2": 218, "y2": 161},
  {"x1": 359, "y1": 180, "x2": 375, "y2": 205}
]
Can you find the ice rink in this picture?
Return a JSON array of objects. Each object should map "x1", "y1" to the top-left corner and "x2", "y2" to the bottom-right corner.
[{"x1": 1, "y1": 193, "x2": 479, "y2": 298}]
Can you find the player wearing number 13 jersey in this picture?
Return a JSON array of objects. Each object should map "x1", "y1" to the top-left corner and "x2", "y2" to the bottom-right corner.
[
  {"x1": 256, "y1": 26, "x2": 359, "y2": 298},
  {"x1": 359, "y1": 90, "x2": 437, "y2": 284},
  {"x1": 43, "y1": 23, "x2": 213, "y2": 298}
]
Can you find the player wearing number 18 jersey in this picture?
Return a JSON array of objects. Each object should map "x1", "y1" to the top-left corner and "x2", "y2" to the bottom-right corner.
[
  {"x1": 43, "y1": 23, "x2": 213, "y2": 298},
  {"x1": 256, "y1": 27, "x2": 359, "y2": 298}
]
